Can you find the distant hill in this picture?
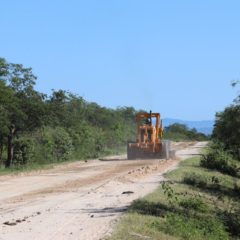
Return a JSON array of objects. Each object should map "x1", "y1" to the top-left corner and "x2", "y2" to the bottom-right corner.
[{"x1": 163, "y1": 118, "x2": 214, "y2": 135}]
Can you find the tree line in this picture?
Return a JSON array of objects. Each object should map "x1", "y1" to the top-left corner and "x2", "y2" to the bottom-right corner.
[
  {"x1": 212, "y1": 81, "x2": 240, "y2": 160},
  {"x1": 164, "y1": 123, "x2": 208, "y2": 141},
  {"x1": 0, "y1": 57, "x2": 210, "y2": 169},
  {"x1": 0, "y1": 57, "x2": 138, "y2": 168}
]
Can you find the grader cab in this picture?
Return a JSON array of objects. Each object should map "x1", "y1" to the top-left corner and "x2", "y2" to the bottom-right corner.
[{"x1": 127, "y1": 111, "x2": 171, "y2": 160}]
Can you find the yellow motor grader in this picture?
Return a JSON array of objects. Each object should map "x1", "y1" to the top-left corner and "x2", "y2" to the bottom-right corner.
[{"x1": 127, "y1": 111, "x2": 171, "y2": 159}]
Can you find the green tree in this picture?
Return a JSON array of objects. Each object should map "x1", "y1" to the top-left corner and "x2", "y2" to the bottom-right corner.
[
  {"x1": 213, "y1": 82, "x2": 240, "y2": 159},
  {"x1": 46, "y1": 90, "x2": 69, "y2": 126},
  {"x1": 213, "y1": 105, "x2": 240, "y2": 159},
  {"x1": 2, "y1": 60, "x2": 45, "y2": 167},
  {"x1": 52, "y1": 127, "x2": 73, "y2": 161},
  {"x1": 0, "y1": 81, "x2": 14, "y2": 162}
]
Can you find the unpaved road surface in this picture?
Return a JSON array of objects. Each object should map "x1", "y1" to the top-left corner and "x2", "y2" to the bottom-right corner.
[{"x1": 0, "y1": 142, "x2": 207, "y2": 240}]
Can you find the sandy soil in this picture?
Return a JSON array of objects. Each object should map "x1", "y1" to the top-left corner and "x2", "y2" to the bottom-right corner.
[{"x1": 0, "y1": 141, "x2": 207, "y2": 240}]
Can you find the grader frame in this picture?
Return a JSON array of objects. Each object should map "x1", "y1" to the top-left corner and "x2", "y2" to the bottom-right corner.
[{"x1": 127, "y1": 111, "x2": 170, "y2": 159}]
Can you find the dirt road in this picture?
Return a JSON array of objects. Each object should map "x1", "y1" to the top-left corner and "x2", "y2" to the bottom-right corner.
[{"x1": 0, "y1": 142, "x2": 207, "y2": 240}]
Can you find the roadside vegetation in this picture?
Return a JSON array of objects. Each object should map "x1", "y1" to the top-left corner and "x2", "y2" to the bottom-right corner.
[
  {"x1": 108, "y1": 83, "x2": 240, "y2": 239},
  {"x1": 0, "y1": 57, "x2": 208, "y2": 172},
  {"x1": 164, "y1": 123, "x2": 209, "y2": 141},
  {"x1": 0, "y1": 57, "x2": 137, "y2": 170}
]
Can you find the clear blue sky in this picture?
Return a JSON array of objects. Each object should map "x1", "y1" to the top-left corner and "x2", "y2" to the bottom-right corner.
[{"x1": 1, "y1": 1, "x2": 239, "y2": 120}]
